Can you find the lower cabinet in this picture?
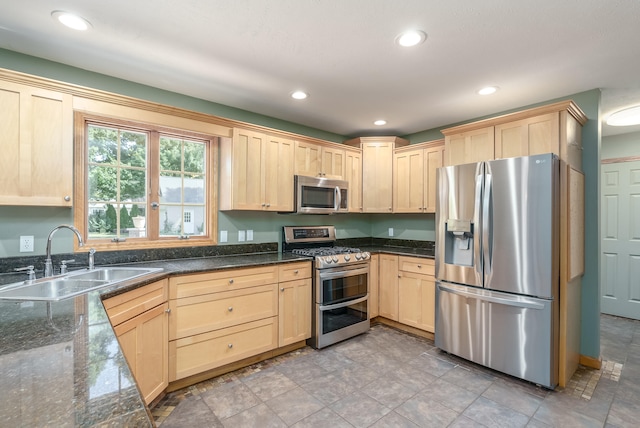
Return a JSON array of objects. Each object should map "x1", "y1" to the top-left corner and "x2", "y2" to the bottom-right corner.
[
  {"x1": 278, "y1": 277, "x2": 312, "y2": 347},
  {"x1": 378, "y1": 254, "x2": 399, "y2": 320},
  {"x1": 397, "y1": 257, "x2": 436, "y2": 333},
  {"x1": 103, "y1": 279, "x2": 169, "y2": 405}
]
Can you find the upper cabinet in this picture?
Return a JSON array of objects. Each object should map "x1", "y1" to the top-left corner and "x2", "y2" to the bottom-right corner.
[
  {"x1": 393, "y1": 140, "x2": 444, "y2": 213},
  {"x1": 220, "y1": 128, "x2": 294, "y2": 211},
  {"x1": 0, "y1": 80, "x2": 73, "y2": 206},
  {"x1": 344, "y1": 147, "x2": 363, "y2": 212},
  {"x1": 344, "y1": 137, "x2": 409, "y2": 213},
  {"x1": 294, "y1": 141, "x2": 345, "y2": 179},
  {"x1": 442, "y1": 101, "x2": 587, "y2": 167}
]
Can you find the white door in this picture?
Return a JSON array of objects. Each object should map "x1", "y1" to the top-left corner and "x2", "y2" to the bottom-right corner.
[{"x1": 601, "y1": 160, "x2": 640, "y2": 319}]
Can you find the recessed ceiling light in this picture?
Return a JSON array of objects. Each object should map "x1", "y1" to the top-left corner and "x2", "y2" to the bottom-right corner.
[
  {"x1": 395, "y1": 30, "x2": 427, "y2": 47},
  {"x1": 478, "y1": 86, "x2": 499, "y2": 95},
  {"x1": 291, "y1": 91, "x2": 308, "y2": 100},
  {"x1": 52, "y1": 11, "x2": 91, "y2": 31},
  {"x1": 606, "y1": 105, "x2": 640, "y2": 126},
  {"x1": 374, "y1": 120, "x2": 387, "y2": 126}
]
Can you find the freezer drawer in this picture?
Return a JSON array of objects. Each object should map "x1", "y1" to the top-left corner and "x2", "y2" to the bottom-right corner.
[{"x1": 435, "y1": 281, "x2": 558, "y2": 388}]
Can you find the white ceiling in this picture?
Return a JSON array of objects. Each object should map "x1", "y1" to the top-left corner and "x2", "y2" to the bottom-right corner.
[{"x1": 2, "y1": 0, "x2": 640, "y2": 138}]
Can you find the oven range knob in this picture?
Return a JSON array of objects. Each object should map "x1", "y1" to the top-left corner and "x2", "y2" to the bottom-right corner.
[
  {"x1": 332, "y1": 256, "x2": 339, "y2": 263},
  {"x1": 344, "y1": 254, "x2": 350, "y2": 261},
  {"x1": 324, "y1": 256, "x2": 333, "y2": 264},
  {"x1": 355, "y1": 253, "x2": 362, "y2": 260},
  {"x1": 362, "y1": 252, "x2": 370, "y2": 260}
]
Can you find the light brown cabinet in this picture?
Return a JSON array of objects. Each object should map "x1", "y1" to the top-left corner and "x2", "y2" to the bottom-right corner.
[
  {"x1": 393, "y1": 140, "x2": 444, "y2": 213},
  {"x1": 278, "y1": 262, "x2": 312, "y2": 347},
  {"x1": 444, "y1": 126, "x2": 494, "y2": 166},
  {"x1": 398, "y1": 257, "x2": 436, "y2": 333},
  {"x1": 495, "y1": 112, "x2": 560, "y2": 159},
  {"x1": 220, "y1": 128, "x2": 294, "y2": 211},
  {"x1": 378, "y1": 254, "x2": 399, "y2": 320},
  {"x1": 104, "y1": 279, "x2": 169, "y2": 405},
  {"x1": 0, "y1": 80, "x2": 73, "y2": 206},
  {"x1": 368, "y1": 254, "x2": 379, "y2": 318},
  {"x1": 294, "y1": 141, "x2": 345, "y2": 179},
  {"x1": 345, "y1": 148, "x2": 363, "y2": 212}
]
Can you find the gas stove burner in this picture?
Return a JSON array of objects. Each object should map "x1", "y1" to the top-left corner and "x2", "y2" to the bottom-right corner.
[{"x1": 292, "y1": 246, "x2": 362, "y2": 257}]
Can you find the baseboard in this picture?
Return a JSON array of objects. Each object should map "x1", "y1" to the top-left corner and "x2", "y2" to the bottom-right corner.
[
  {"x1": 579, "y1": 354, "x2": 602, "y2": 370},
  {"x1": 373, "y1": 317, "x2": 435, "y2": 341}
]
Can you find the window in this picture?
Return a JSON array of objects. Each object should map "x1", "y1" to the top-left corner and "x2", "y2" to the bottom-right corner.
[{"x1": 74, "y1": 113, "x2": 217, "y2": 250}]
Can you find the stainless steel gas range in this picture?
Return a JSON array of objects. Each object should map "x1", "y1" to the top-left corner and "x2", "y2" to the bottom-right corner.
[{"x1": 282, "y1": 226, "x2": 370, "y2": 349}]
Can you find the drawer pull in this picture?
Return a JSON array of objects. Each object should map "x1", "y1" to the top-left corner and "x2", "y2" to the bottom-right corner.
[
  {"x1": 165, "y1": 308, "x2": 171, "y2": 314},
  {"x1": 417, "y1": 265, "x2": 422, "y2": 268},
  {"x1": 280, "y1": 287, "x2": 285, "y2": 292},
  {"x1": 228, "y1": 306, "x2": 233, "y2": 312},
  {"x1": 228, "y1": 343, "x2": 233, "y2": 349},
  {"x1": 294, "y1": 270, "x2": 299, "y2": 274},
  {"x1": 229, "y1": 279, "x2": 234, "y2": 284}
]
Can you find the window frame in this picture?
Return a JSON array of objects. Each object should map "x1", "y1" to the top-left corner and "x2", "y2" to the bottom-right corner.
[{"x1": 73, "y1": 111, "x2": 218, "y2": 251}]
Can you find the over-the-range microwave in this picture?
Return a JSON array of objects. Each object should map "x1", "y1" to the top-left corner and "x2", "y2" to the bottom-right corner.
[{"x1": 290, "y1": 175, "x2": 349, "y2": 214}]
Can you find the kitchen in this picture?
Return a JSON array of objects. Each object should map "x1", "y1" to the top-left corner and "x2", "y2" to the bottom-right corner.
[{"x1": 1, "y1": 1, "x2": 639, "y2": 426}]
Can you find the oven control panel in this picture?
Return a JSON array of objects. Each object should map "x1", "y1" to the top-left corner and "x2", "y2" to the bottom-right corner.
[{"x1": 316, "y1": 252, "x2": 370, "y2": 269}]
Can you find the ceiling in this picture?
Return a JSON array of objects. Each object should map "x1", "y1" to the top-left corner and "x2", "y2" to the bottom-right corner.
[{"x1": 2, "y1": 0, "x2": 640, "y2": 138}]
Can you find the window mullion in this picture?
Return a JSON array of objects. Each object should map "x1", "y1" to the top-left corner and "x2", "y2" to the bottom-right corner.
[{"x1": 148, "y1": 131, "x2": 160, "y2": 240}]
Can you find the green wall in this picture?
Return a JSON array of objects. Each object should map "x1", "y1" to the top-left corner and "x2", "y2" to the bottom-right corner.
[
  {"x1": 0, "y1": 49, "x2": 602, "y2": 359},
  {"x1": 602, "y1": 131, "x2": 640, "y2": 159}
]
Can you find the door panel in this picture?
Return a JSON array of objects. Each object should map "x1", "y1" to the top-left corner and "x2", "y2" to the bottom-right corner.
[{"x1": 601, "y1": 161, "x2": 640, "y2": 319}]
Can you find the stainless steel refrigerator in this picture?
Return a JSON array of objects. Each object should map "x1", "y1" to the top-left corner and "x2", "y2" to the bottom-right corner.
[{"x1": 435, "y1": 153, "x2": 559, "y2": 388}]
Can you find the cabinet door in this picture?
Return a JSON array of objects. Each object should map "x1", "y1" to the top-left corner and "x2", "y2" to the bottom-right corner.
[
  {"x1": 424, "y1": 145, "x2": 444, "y2": 213},
  {"x1": 294, "y1": 141, "x2": 322, "y2": 177},
  {"x1": 227, "y1": 128, "x2": 265, "y2": 210},
  {"x1": 263, "y1": 135, "x2": 294, "y2": 211},
  {"x1": 114, "y1": 303, "x2": 169, "y2": 405},
  {"x1": 0, "y1": 82, "x2": 73, "y2": 206},
  {"x1": 378, "y1": 254, "x2": 399, "y2": 320},
  {"x1": 369, "y1": 254, "x2": 379, "y2": 318},
  {"x1": 398, "y1": 272, "x2": 435, "y2": 332},
  {"x1": 278, "y1": 278, "x2": 312, "y2": 346},
  {"x1": 495, "y1": 113, "x2": 560, "y2": 159},
  {"x1": 362, "y1": 142, "x2": 394, "y2": 213},
  {"x1": 393, "y1": 148, "x2": 424, "y2": 213},
  {"x1": 444, "y1": 127, "x2": 494, "y2": 166},
  {"x1": 345, "y1": 149, "x2": 362, "y2": 212},
  {"x1": 322, "y1": 146, "x2": 346, "y2": 179}
]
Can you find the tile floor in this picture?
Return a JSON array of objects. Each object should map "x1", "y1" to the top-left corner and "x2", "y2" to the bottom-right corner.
[{"x1": 152, "y1": 314, "x2": 640, "y2": 427}]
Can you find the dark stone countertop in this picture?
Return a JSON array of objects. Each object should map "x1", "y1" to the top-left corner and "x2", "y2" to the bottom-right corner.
[{"x1": 0, "y1": 245, "x2": 432, "y2": 427}]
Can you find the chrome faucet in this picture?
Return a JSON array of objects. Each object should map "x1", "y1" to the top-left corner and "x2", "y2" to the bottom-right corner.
[
  {"x1": 44, "y1": 225, "x2": 85, "y2": 277},
  {"x1": 88, "y1": 248, "x2": 96, "y2": 270}
]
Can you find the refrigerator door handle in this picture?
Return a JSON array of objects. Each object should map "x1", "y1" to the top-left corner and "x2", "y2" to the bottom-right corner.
[
  {"x1": 438, "y1": 283, "x2": 545, "y2": 310},
  {"x1": 482, "y1": 170, "x2": 492, "y2": 281},
  {"x1": 474, "y1": 170, "x2": 484, "y2": 280}
]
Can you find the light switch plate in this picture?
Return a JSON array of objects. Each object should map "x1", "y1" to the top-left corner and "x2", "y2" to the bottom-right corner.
[
  {"x1": 388, "y1": 228, "x2": 394, "y2": 237},
  {"x1": 246, "y1": 230, "x2": 254, "y2": 241},
  {"x1": 238, "y1": 230, "x2": 246, "y2": 242},
  {"x1": 220, "y1": 230, "x2": 228, "y2": 243}
]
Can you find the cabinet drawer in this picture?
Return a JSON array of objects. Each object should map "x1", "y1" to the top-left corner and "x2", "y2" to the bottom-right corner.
[
  {"x1": 169, "y1": 266, "x2": 278, "y2": 299},
  {"x1": 398, "y1": 257, "x2": 435, "y2": 276},
  {"x1": 169, "y1": 317, "x2": 277, "y2": 381},
  {"x1": 169, "y1": 284, "x2": 278, "y2": 340},
  {"x1": 278, "y1": 262, "x2": 311, "y2": 282},
  {"x1": 104, "y1": 279, "x2": 168, "y2": 326}
]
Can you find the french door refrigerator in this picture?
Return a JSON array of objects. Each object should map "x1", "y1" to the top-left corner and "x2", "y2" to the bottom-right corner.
[{"x1": 435, "y1": 153, "x2": 560, "y2": 388}]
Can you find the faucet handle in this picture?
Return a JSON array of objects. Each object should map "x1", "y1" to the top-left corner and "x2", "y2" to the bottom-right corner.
[
  {"x1": 60, "y1": 259, "x2": 75, "y2": 274},
  {"x1": 15, "y1": 265, "x2": 36, "y2": 281}
]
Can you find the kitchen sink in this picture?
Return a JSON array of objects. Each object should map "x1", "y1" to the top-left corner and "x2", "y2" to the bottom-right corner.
[{"x1": 0, "y1": 266, "x2": 163, "y2": 302}]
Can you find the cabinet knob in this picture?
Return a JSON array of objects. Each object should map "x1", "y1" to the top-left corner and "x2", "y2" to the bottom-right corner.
[
  {"x1": 229, "y1": 279, "x2": 234, "y2": 284},
  {"x1": 64, "y1": 195, "x2": 71, "y2": 202},
  {"x1": 417, "y1": 265, "x2": 422, "y2": 268},
  {"x1": 294, "y1": 270, "x2": 299, "y2": 274},
  {"x1": 262, "y1": 203, "x2": 266, "y2": 207},
  {"x1": 266, "y1": 203, "x2": 271, "y2": 207},
  {"x1": 165, "y1": 308, "x2": 171, "y2": 314},
  {"x1": 228, "y1": 343, "x2": 233, "y2": 349},
  {"x1": 389, "y1": 207, "x2": 392, "y2": 211},
  {"x1": 280, "y1": 287, "x2": 285, "y2": 292},
  {"x1": 398, "y1": 275, "x2": 401, "y2": 278},
  {"x1": 228, "y1": 306, "x2": 233, "y2": 312}
]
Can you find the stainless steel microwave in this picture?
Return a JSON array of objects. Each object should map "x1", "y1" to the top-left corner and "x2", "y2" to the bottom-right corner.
[{"x1": 294, "y1": 175, "x2": 349, "y2": 214}]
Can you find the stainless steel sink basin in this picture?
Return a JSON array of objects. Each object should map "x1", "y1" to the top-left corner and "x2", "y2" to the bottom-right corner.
[{"x1": 0, "y1": 266, "x2": 163, "y2": 301}]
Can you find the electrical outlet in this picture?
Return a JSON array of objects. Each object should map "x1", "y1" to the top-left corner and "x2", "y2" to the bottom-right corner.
[
  {"x1": 20, "y1": 235, "x2": 34, "y2": 252},
  {"x1": 246, "y1": 230, "x2": 254, "y2": 241},
  {"x1": 220, "y1": 230, "x2": 228, "y2": 243},
  {"x1": 238, "y1": 230, "x2": 246, "y2": 242},
  {"x1": 388, "y1": 228, "x2": 394, "y2": 237}
]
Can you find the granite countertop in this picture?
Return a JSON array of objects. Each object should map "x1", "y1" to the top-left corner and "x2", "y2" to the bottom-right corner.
[{"x1": 0, "y1": 245, "x2": 432, "y2": 427}]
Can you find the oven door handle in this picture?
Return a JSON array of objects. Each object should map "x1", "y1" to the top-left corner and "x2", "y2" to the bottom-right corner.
[
  {"x1": 318, "y1": 266, "x2": 369, "y2": 281},
  {"x1": 320, "y1": 294, "x2": 368, "y2": 311}
]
